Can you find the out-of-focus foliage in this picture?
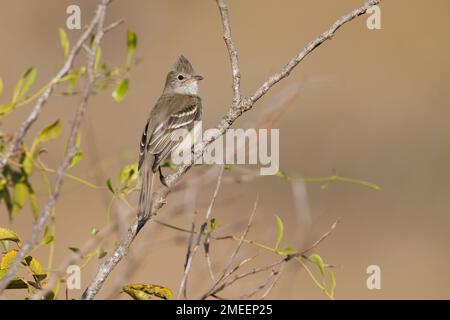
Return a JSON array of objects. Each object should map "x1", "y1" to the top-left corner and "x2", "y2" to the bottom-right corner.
[{"x1": 0, "y1": 25, "x2": 139, "y2": 299}]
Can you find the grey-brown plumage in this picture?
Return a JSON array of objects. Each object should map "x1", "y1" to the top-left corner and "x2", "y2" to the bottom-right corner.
[{"x1": 138, "y1": 55, "x2": 203, "y2": 218}]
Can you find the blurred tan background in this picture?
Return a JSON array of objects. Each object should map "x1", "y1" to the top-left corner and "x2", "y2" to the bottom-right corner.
[{"x1": 1, "y1": 0, "x2": 450, "y2": 299}]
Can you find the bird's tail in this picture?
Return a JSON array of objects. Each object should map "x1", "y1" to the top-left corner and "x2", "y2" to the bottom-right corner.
[{"x1": 137, "y1": 157, "x2": 155, "y2": 219}]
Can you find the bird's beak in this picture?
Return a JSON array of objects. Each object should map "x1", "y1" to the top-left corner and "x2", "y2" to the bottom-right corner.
[{"x1": 193, "y1": 75, "x2": 204, "y2": 81}]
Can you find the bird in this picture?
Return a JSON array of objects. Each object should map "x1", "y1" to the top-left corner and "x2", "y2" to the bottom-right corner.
[{"x1": 137, "y1": 55, "x2": 203, "y2": 218}]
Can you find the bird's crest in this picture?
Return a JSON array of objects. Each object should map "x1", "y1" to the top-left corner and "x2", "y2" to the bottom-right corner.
[{"x1": 173, "y1": 55, "x2": 194, "y2": 74}]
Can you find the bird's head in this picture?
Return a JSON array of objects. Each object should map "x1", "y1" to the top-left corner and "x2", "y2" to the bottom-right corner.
[{"x1": 164, "y1": 55, "x2": 203, "y2": 95}]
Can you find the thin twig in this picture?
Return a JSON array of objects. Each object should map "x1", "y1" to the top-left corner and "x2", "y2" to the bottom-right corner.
[
  {"x1": 177, "y1": 166, "x2": 224, "y2": 299},
  {"x1": 238, "y1": 267, "x2": 280, "y2": 299},
  {"x1": 301, "y1": 218, "x2": 340, "y2": 255},
  {"x1": 200, "y1": 197, "x2": 258, "y2": 299},
  {"x1": 177, "y1": 211, "x2": 198, "y2": 299},
  {"x1": 260, "y1": 262, "x2": 286, "y2": 299},
  {"x1": 103, "y1": 18, "x2": 125, "y2": 33},
  {"x1": 216, "y1": 0, "x2": 241, "y2": 104},
  {"x1": 204, "y1": 257, "x2": 287, "y2": 299},
  {"x1": 203, "y1": 166, "x2": 225, "y2": 283}
]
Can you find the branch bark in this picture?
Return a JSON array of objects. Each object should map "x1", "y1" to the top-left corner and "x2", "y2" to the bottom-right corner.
[{"x1": 81, "y1": 0, "x2": 383, "y2": 299}]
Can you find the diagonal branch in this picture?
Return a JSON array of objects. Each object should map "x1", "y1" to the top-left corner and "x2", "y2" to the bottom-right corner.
[
  {"x1": 81, "y1": 0, "x2": 383, "y2": 299},
  {"x1": 250, "y1": 0, "x2": 382, "y2": 103},
  {"x1": 0, "y1": 0, "x2": 112, "y2": 294}
]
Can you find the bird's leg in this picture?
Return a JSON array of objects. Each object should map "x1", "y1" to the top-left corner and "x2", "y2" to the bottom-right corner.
[{"x1": 158, "y1": 166, "x2": 168, "y2": 187}]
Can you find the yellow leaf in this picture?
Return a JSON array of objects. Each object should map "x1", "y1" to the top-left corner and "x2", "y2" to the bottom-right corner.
[
  {"x1": 12, "y1": 182, "x2": 29, "y2": 216},
  {"x1": 119, "y1": 162, "x2": 138, "y2": 186},
  {"x1": 274, "y1": 215, "x2": 284, "y2": 250},
  {"x1": 0, "y1": 250, "x2": 17, "y2": 270},
  {"x1": 37, "y1": 119, "x2": 62, "y2": 143},
  {"x1": 59, "y1": 28, "x2": 70, "y2": 58},
  {"x1": 0, "y1": 227, "x2": 21, "y2": 243},
  {"x1": 22, "y1": 152, "x2": 33, "y2": 175},
  {"x1": 23, "y1": 256, "x2": 45, "y2": 278},
  {"x1": 0, "y1": 102, "x2": 15, "y2": 116},
  {"x1": 309, "y1": 253, "x2": 325, "y2": 276},
  {"x1": 122, "y1": 284, "x2": 173, "y2": 300}
]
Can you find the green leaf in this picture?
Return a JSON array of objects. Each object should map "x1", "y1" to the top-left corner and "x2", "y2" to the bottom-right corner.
[
  {"x1": 106, "y1": 178, "x2": 115, "y2": 194},
  {"x1": 0, "y1": 102, "x2": 15, "y2": 116},
  {"x1": 59, "y1": 28, "x2": 70, "y2": 58},
  {"x1": 90, "y1": 227, "x2": 99, "y2": 236},
  {"x1": 275, "y1": 170, "x2": 288, "y2": 179},
  {"x1": 0, "y1": 177, "x2": 6, "y2": 190},
  {"x1": 22, "y1": 152, "x2": 33, "y2": 176},
  {"x1": 37, "y1": 119, "x2": 62, "y2": 143},
  {"x1": 122, "y1": 284, "x2": 172, "y2": 300},
  {"x1": 97, "y1": 247, "x2": 107, "y2": 259},
  {"x1": 94, "y1": 47, "x2": 102, "y2": 74},
  {"x1": 279, "y1": 246, "x2": 297, "y2": 256},
  {"x1": 309, "y1": 253, "x2": 325, "y2": 276},
  {"x1": 274, "y1": 215, "x2": 284, "y2": 250},
  {"x1": 28, "y1": 186, "x2": 39, "y2": 219},
  {"x1": 0, "y1": 187, "x2": 13, "y2": 218},
  {"x1": 1, "y1": 240, "x2": 9, "y2": 251},
  {"x1": 43, "y1": 226, "x2": 54, "y2": 245},
  {"x1": 43, "y1": 234, "x2": 54, "y2": 245},
  {"x1": 0, "y1": 227, "x2": 20, "y2": 243},
  {"x1": 23, "y1": 256, "x2": 45, "y2": 278},
  {"x1": 13, "y1": 67, "x2": 37, "y2": 102},
  {"x1": 112, "y1": 79, "x2": 129, "y2": 102},
  {"x1": 69, "y1": 150, "x2": 83, "y2": 168},
  {"x1": 210, "y1": 218, "x2": 217, "y2": 231},
  {"x1": 0, "y1": 271, "x2": 28, "y2": 289},
  {"x1": 119, "y1": 162, "x2": 138, "y2": 186},
  {"x1": 0, "y1": 77, "x2": 3, "y2": 97},
  {"x1": 329, "y1": 270, "x2": 336, "y2": 297},
  {"x1": 12, "y1": 182, "x2": 29, "y2": 216},
  {"x1": 0, "y1": 249, "x2": 17, "y2": 270},
  {"x1": 127, "y1": 29, "x2": 137, "y2": 56}
]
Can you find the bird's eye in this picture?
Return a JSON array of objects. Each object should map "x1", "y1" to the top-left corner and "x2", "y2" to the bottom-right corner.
[{"x1": 177, "y1": 75, "x2": 184, "y2": 80}]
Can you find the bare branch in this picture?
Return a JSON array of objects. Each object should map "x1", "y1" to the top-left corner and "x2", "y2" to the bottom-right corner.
[
  {"x1": 0, "y1": 0, "x2": 111, "y2": 294},
  {"x1": 200, "y1": 197, "x2": 258, "y2": 299},
  {"x1": 301, "y1": 218, "x2": 340, "y2": 255},
  {"x1": 260, "y1": 262, "x2": 286, "y2": 299},
  {"x1": 216, "y1": 0, "x2": 241, "y2": 104},
  {"x1": 203, "y1": 166, "x2": 225, "y2": 283},
  {"x1": 177, "y1": 211, "x2": 199, "y2": 299},
  {"x1": 103, "y1": 18, "x2": 125, "y2": 34},
  {"x1": 204, "y1": 257, "x2": 287, "y2": 299},
  {"x1": 81, "y1": 0, "x2": 383, "y2": 299},
  {"x1": 250, "y1": 0, "x2": 382, "y2": 104},
  {"x1": 238, "y1": 267, "x2": 280, "y2": 300},
  {"x1": 177, "y1": 166, "x2": 224, "y2": 299}
]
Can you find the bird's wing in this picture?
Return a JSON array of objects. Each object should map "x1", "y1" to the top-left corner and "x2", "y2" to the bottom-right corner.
[
  {"x1": 138, "y1": 120, "x2": 151, "y2": 170},
  {"x1": 147, "y1": 95, "x2": 201, "y2": 172}
]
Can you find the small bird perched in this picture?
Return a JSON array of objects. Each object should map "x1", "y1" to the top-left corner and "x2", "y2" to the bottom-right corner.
[{"x1": 137, "y1": 55, "x2": 203, "y2": 218}]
